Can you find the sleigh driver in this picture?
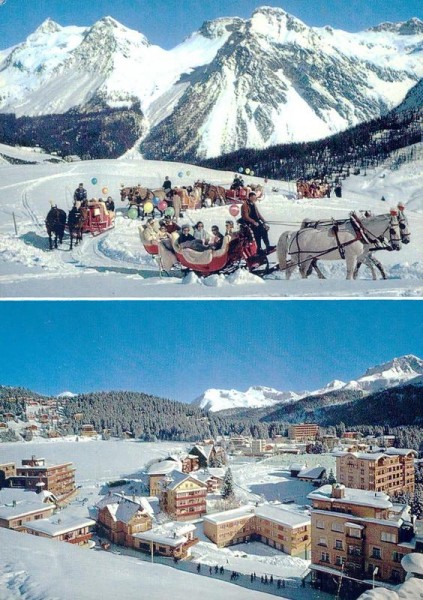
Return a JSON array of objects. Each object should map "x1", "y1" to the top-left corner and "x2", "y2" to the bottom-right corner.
[{"x1": 241, "y1": 192, "x2": 275, "y2": 254}]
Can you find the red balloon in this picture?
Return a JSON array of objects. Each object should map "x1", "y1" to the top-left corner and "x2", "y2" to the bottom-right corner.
[
  {"x1": 158, "y1": 200, "x2": 168, "y2": 211},
  {"x1": 229, "y1": 204, "x2": 240, "y2": 217}
]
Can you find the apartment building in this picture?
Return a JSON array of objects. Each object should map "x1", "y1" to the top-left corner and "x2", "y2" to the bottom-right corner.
[
  {"x1": 288, "y1": 424, "x2": 319, "y2": 442},
  {"x1": 8, "y1": 456, "x2": 76, "y2": 499},
  {"x1": 308, "y1": 483, "x2": 416, "y2": 595},
  {"x1": 160, "y1": 471, "x2": 208, "y2": 521},
  {"x1": 203, "y1": 504, "x2": 311, "y2": 558},
  {"x1": 334, "y1": 448, "x2": 415, "y2": 495},
  {"x1": 0, "y1": 462, "x2": 16, "y2": 483},
  {"x1": 133, "y1": 522, "x2": 198, "y2": 560}
]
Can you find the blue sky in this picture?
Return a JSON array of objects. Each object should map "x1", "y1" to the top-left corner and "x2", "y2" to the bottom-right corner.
[
  {"x1": 0, "y1": 301, "x2": 421, "y2": 403},
  {"x1": 0, "y1": 0, "x2": 421, "y2": 50}
]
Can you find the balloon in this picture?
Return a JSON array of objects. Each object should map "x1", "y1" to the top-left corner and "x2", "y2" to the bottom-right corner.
[
  {"x1": 120, "y1": 183, "x2": 125, "y2": 188},
  {"x1": 186, "y1": 171, "x2": 191, "y2": 176},
  {"x1": 250, "y1": 171, "x2": 255, "y2": 176},
  {"x1": 245, "y1": 168, "x2": 250, "y2": 175},
  {"x1": 143, "y1": 201, "x2": 154, "y2": 214},
  {"x1": 91, "y1": 177, "x2": 97, "y2": 185},
  {"x1": 127, "y1": 207, "x2": 138, "y2": 219},
  {"x1": 102, "y1": 187, "x2": 108, "y2": 195},
  {"x1": 158, "y1": 200, "x2": 168, "y2": 211},
  {"x1": 178, "y1": 171, "x2": 184, "y2": 178},
  {"x1": 238, "y1": 167, "x2": 244, "y2": 173},
  {"x1": 164, "y1": 207, "x2": 175, "y2": 217},
  {"x1": 153, "y1": 196, "x2": 160, "y2": 206},
  {"x1": 229, "y1": 204, "x2": 240, "y2": 217}
]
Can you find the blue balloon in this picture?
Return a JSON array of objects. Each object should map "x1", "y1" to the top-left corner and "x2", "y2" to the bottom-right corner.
[
  {"x1": 238, "y1": 168, "x2": 244, "y2": 173},
  {"x1": 178, "y1": 171, "x2": 184, "y2": 178},
  {"x1": 91, "y1": 177, "x2": 98, "y2": 185},
  {"x1": 153, "y1": 196, "x2": 160, "y2": 206}
]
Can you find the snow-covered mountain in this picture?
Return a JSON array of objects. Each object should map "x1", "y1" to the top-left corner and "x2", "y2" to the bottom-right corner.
[
  {"x1": 343, "y1": 354, "x2": 423, "y2": 393},
  {"x1": 57, "y1": 391, "x2": 78, "y2": 398},
  {"x1": 0, "y1": 8, "x2": 422, "y2": 159},
  {"x1": 194, "y1": 355, "x2": 423, "y2": 412},
  {"x1": 193, "y1": 386, "x2": 305, "y2": 412}
]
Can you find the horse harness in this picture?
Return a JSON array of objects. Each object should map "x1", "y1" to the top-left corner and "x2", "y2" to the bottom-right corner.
[{"x1": 290, "y1": 213, "x2": 401, "y2": 264}]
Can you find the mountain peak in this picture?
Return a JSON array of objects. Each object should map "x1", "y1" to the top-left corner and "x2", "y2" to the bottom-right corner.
[
  {"x1": 33, "y1": 18, "x2": 62, "y2": 36},
  {"x1": 198, "y1": 17, "x2": 243, "y2": 40},
  {"x1": 250, "y1": 6, "x2": 307, "y2": 36},
  {"x1": 364, "y1": 354, "x2": 423, "y2": 378},
  {"x1": 369, "y1": 18, "x2": 423, "y2": 35}
]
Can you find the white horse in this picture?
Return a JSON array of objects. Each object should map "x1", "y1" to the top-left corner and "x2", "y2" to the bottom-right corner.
[{"x1": 277, "y1": 209, "x2": 409, "y2": 280}]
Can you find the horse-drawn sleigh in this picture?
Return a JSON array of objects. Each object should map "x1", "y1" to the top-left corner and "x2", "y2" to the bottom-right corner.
[{"x1": 46, "y1": 200, "x2": 115, "y2": 250}]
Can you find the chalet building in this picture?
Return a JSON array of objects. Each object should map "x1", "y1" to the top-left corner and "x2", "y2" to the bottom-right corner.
[
  {"x1": 167, "y1": 453, "x2": 200, "y2": 474},
  {"x1": 8, "y1": 456, "x2": 76, "y2": 499},
  {"x1": 26, "y1": 514, "x2": 95, "y2": 546},
  {"x1": 0, "y1": 422, "x2": 8, "y2": 429},
  {"x1": 0, "y1": 500, "x2": 55, "y2": 531},
  {"x1": 288, "y1": 424, "x2": 320, "y2": 442},
  {"x1": 189, "y1": 444, "x2": 222, "y2": 468},
  {"x1": 147, "y1": 459, "x2": 183, "y2": 496},
  {"x1": 297, "y1": 466, "x2": 327, "y2": 484},
  {"x1": 194, "y1": 468, "x2": 225, "y2": 493},
  {"x1": 251, "y1": 439, "x2": 267, "y2": 455},
  {"x1": 80, "y1": 424, "x2": 98, "y2": 437},
  {"x1": 308, "y1": 484, "x2": 416, "y2": 596},
  {"x1": 343, "y1": 432, "x2": 361, "y2": 440},
  {"x1": 160, "y1": 471, "x2": 208, "y2": 521},
  {"x1": 229, "y1": 436, "x2": 252, "y2": 450},
  {"x1": 334, "y1": 448, "x2": 416, "y2": 495},
  {"x1": 133, "y1": 521, "x2": 198, "y2": 560},
  {"x1": 204, "y1": 504, "x2": 311, "y2": 558},
  {"x1": 96, "y1": 494, "x2": 153, "y2": 546}
]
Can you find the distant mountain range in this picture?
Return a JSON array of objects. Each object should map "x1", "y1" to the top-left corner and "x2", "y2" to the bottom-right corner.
[
  {"x1": 0, "y1": 8, "x2": 422, "y2": 160},
  {"x1": 193, "y1": 355, "x2": 423, "y2": 413}
]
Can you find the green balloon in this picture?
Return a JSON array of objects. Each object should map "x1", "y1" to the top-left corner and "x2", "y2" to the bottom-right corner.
[{"x1": 127, "y1": 207, "x2": 138, "y2": 220}]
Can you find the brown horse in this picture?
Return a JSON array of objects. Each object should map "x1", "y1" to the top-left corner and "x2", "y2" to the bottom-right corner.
[
  {"x1": 45, "y1": 206, "x2": 66, "y2": 250},
  {"x1": 194, "y1": 181, "x2": 227, "y2": 206},
  {"x1": 68, "y1": 206, "x2": 86, "y2": 250}
]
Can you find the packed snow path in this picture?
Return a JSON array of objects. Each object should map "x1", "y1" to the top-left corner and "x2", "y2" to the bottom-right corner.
[{"x1": 1, "y1": 153, "x2": 422, "y2": 298}]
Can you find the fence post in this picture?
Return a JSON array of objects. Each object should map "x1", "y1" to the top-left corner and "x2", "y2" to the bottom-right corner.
[{"x1": 12, "y1": 212, "x2": 18, "y2": 235}]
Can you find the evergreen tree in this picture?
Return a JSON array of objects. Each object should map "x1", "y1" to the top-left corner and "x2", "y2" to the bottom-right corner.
[
  {"x1": 221, "y1": 468, "x2": 235, "y2": 500},
  {"x1": 410, "y1": 485, "x2": 423, "y2": 520},
  {"x1": 327, "y1": 469, "x2": 336, "y2": 485}
]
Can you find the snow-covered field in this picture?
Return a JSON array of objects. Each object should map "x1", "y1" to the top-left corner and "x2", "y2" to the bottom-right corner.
[
  {"x1": 0, "y1": 438, "x2": 336, "y2": 600},
  {"x1": 0, "y1": 146, "x2": 422, "y2": 298}
]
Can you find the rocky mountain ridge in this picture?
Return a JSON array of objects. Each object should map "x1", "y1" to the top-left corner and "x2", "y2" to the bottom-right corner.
[{"x1": 0, "y1": 8, "x2": 422, "y2": 160}]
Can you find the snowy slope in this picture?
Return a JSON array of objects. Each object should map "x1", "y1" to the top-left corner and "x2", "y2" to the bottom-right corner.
[
  {"x1": 0, "y1": 9, "x2": 422, "y2": 158},
  {"x1": 193, "y1": 386, "x2": 305, "y2": 412},
  {"x1": 0, "y1": 145, "x2": 422, "y2": 298}
]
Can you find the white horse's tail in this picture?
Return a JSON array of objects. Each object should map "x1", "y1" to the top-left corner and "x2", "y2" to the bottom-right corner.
[{"x1": 277, "y1": 231, "x2": 294, "y2": 278}]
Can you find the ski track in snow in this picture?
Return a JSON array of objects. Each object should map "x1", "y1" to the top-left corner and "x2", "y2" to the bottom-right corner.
[{"x1": 0, "y1": 151, "x2": 422, "y2": 298}]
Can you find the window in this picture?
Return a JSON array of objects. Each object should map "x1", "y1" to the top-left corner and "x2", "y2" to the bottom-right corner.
[
  {"x1": 316, "y1": 520, "x2": 325, "y2": 530},
  {"x1": 331, "y1": 522, "x2": 344, "y2": 533},
  {"x1": 347, "y1": 527, "x2": 361, "y2": 538},
  {"x1": 318, "y1": 537, "x2": 327, "y2": 546},
  {"x1": 371, "y1": 547, "x2": 382, "y2": 560},
  {"x1": 391, "y1": 569, "x2": 401, "y2": 582},
  {"x1": 392, "y1": 552, "x2": 404, "y2": 563},
  {"x1": 321, "y1": 552, "x2": 330, "y2": 563},
  {"x1": 381, "y1": 531, "x2": 396, "y2": 543},
  {"x1": 335, "y1": 556, "x2": 345, "y2": 566},
  {"x1": 335, "y1": 540, "x2": 343, "y2": 550}
]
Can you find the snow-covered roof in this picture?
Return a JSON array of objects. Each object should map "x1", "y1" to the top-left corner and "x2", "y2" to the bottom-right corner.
[
  {"x1": 298, "y1": 466, "x2": 326, "y2": 479},
  {"x1": 0, "y1": 488, "x2": 55, "y2": 506},
  {"x1": 384, "y1": 448, "x2": 416, "y2": 456},
  {"x1": 133, "y1": 521, "x2": 196, "y2": 548},
  {"x1": 25, "y1": 514, "x2": 95, "y2": 536},
  {"x1": 148, "y1": 460, "x2": 182, "y2": 475},
  {"x1": 308, "y1": 485, "x2": 392, "y2": 509},
  {"x1": 289, "y1": 463, "x2": 305, "y2": 471},
  {"x1": 332, "y1": 451, "x2": 386, "y2": 460},
  {"x1": 204, "y1": 505, "x2": 254, "y2": 525},
  {"x1": 165, "y1": 471, "x2": 207, "y2": 491},
  {"x1": 97, "y1": 494, "x2": 153, "y2": 523},
  {"x1": 192, "y1": 444, "x2": 214, "y2": 460},
  {"x1": 254, "y1": 505, "x2": 310, "y2": 529},
  {"x1": 207, "y1": 468, "x2": 225, "y2": 478},
  {"x1": 0, "y1": 500, "x2": 53, "y2": 520},
  {"x1": 345, "y1": 522, "x2": 364, "y2": 529}
]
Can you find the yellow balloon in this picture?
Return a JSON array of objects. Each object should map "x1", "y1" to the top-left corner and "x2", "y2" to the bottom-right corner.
[{"x1": 143, "y1": 202, "x2": 153, "y2": 214}]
